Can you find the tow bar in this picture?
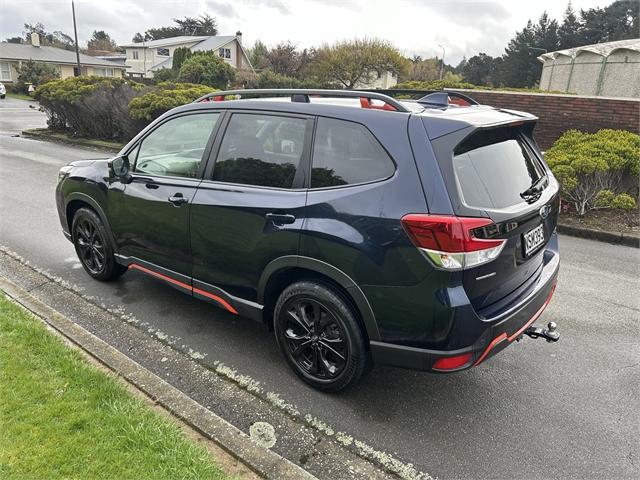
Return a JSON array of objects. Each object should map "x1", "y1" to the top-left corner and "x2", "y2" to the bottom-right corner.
[{"x1": 523, "y1": 321, "x2": 560, "y2": 342}]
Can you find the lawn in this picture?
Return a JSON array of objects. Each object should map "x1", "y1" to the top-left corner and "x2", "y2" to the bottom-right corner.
[
  {"x1": 5, "y1": 91, "x2": 33, "y2": 101},
  {"x1": 0, "y1": 294, "x2": 228, "y2": 480}
]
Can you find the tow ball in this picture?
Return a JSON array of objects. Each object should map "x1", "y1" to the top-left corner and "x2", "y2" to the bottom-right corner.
[{"x1": 522, "y1": 321, "x2": 560, "y2": 342}]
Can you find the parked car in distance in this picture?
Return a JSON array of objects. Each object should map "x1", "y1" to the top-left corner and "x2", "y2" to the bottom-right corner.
[
  {"x1": 56, "y1": 89, "x2": 560, "y2": 391},
  {"x1": 0, "y1": 83, "x2": 6, "y2": 99}
]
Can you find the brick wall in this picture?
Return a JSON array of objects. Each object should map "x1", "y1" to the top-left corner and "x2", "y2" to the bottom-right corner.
[{"x1": 447, "y1": 89, "x2": 640, "y2": 150}]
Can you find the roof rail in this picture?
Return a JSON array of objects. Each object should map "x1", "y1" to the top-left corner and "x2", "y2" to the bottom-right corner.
[{"x1": 193, "y1": 89, "x2": 411, "y2": 113}]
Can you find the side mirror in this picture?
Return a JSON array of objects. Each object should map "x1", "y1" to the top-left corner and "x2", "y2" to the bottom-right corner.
[{"x1": 110, "y1": 155, "x2": 132, "y2": 183}]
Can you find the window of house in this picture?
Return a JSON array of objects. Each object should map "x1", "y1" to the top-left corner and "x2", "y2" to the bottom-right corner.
[
  {"x1": 157, "y1": 48, "x2": 170, "y2": 56},
  {"x1": 132, "y1": 50, "x2": 139, "y2": 60},
  {"x1": 0, "y1": 62, "x2": 11, "y2": 81},
  {"x1": 219, "y1": 48, "x2": 225, "y2": 58},
  {"x1": 134, "y1": 113, "x2": 221, "y2": 178},
  {"x1": 225, "y1": 48, "x2": 231, "y2": 58},
  {"x1": 213, "y1": 113, "x2": 308, "y2": 189},
  {"x1": 311, "y1": 118, "x2": 395, "y2": 188}
]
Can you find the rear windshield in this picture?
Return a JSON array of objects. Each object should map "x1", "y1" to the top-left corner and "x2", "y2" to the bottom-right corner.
[{"x1": 453, "y1": 128, "x2": 545, "y2": 209}]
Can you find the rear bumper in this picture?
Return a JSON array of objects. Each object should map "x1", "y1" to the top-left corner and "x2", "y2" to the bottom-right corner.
[{"x1": 370, "y1": 244, "x2": 559, "y2": 372}]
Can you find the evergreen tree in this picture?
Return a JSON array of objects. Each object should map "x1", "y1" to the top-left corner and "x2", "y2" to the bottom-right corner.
[{"x1": 558, "y1": 2, "x2": 582, "y2": 49}]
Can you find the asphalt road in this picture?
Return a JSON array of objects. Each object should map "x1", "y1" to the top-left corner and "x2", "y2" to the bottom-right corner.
[{"x1": 1, "y1": 98, "x2": 638, "y2": 479}]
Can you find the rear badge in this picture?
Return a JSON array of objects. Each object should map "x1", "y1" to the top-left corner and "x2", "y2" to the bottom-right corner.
[{"x1": 539, "y1": 205, "x2": 551, "y2": 219}]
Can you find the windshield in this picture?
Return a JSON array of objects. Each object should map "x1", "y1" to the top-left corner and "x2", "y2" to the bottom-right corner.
[{"x1": 453, "y1": 127, "x2": 545, "y2": 209}]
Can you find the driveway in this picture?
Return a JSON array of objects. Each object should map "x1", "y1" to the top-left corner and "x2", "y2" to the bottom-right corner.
[{"x1": 1, "y1": 98, "x2": 638, "y2": 479}]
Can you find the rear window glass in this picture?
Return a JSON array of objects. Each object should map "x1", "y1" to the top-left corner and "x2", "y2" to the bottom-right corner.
[
  {"x1": 453, "y1": 128, "x2": 545, "y2": 209},
  {"x1": 311, "y1": 118, "x2": 395, "y2": 188}
]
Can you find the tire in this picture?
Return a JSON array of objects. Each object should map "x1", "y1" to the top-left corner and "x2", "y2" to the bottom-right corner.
[
  {"x1": 71, "y1": 207, "x2": 126, "y2": 281},
  {"x1": 274, "y1": 281, "x2": 370, "y2": 392}
]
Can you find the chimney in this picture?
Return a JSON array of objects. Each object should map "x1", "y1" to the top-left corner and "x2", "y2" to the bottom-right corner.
[
  {"x1": 31, "y1": 32, "x2": 40, "y2": 47},
  {"x1": 235, "y1": 31, "x2": 243, "y2": 69}
]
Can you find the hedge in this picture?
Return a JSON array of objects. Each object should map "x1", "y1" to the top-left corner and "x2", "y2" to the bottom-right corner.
[
  {"x1": 35, "y1": 77, "x2": 144, "y2": 140},
  {"x1": 545, "y1": 129, "x2": 639, "y2": 215},
  {"x1": 128, "y1": 82, "x2": 215, "y2": 122}
]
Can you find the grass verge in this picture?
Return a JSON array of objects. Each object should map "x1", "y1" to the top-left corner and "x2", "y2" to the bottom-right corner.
[
  {"x1": 5, "y1": 91, "x2": 34, "y2": 101},
  {"x1": 0, "y1": 294, "x2": 228, "y2": 480},
  {"x1": 21, "y1": 128, "x2": 125, "y2": 152}
]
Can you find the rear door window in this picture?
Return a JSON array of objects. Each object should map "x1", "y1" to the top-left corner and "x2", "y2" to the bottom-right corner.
[
  {"x1": 311, "y1": 118, "x2": 395, "y2": 188},
  {"x1": 213, "y1": 113, "x2": 308, "y2": 189},
  {"x1": 453, "y1": 128, "x2": 545, "y2": 209}
]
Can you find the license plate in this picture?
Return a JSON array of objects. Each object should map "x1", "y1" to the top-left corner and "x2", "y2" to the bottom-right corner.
[{"x1": 523, "y1": 224, "x2": 545, "y2": 257}]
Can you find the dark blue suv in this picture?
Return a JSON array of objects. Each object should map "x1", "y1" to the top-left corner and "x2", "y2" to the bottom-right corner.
[{"x1": 56, "y1": 89, "x2": 560, "y2": 391}]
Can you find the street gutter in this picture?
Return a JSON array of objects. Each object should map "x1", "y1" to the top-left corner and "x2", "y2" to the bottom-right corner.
[
  {"x1": 557, "y1": 223, "x2": 639, "y2": 248},
  {"x1": 21, "y1": 128, "x2": 124, "y2": 153}
]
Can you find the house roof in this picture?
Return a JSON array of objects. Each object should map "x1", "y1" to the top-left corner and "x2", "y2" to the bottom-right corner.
[
  {"x1": 120, "y1": 36, "x2": 209, "y2": 48},
  {"x1": 190, "y1": 36, "x2": 237, "y2": 52},
  {"x1": 538, "y1": 38, "x2": 640, "y2": 62},
  {"x1": 0, "y1": 42, "x2": 125, "y2": 68}
]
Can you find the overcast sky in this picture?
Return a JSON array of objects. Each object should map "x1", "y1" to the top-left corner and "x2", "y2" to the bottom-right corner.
[{"x1": 1, "y1": 0, "x2": 609, "y2": 64}]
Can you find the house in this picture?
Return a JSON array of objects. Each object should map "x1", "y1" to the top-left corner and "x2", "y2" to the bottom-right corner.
[
  {"x1": 354, "y1": 70, "x2": 398, "y2": 90},
  {"x1": 121, "y1": 32, "x2": 253, "y2": 78},
  {"x1": 538, "y1": 38, "x2": 640, "y2": 98},
  {"x1": 0, "y1": 35, "x2": 127, "y2": 84}
]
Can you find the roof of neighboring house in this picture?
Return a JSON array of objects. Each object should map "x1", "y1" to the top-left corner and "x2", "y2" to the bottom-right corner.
[
  {"x1": 120, "y1": 36, "x2": 209, "y2": 48},
  {"x1": 150, "y1": 57, "x2": 173, "y2": 71},
  {"x1": 0, "y1": 42, "x2": 126, "y2": 68},
  {"x1": 538, "y1": 38, "x2": 640, "y2": 62},
  {"x1": 190, "y1": 36, "x2": 237, "y2": 52}
]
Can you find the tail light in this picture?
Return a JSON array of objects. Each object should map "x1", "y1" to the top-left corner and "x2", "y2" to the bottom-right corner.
[
  {"x1": 432, "y1": 352, "x2": 473, "y2": 371},
  {"x1": 401, "y1": 214, "x2": 506, "y2": 271}
]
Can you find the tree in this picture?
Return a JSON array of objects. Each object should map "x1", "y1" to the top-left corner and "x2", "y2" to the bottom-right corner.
[
  {"x1": 558, "y1": 2, "x2": 582, "y2": 49},
  {"x1": 132, "y1": 14, "x2": 218, "y2": 42},
  {"x1": 5, "y1": 36, "x2": 23, "y2": 44},
  {"x1": 87, "y1": 30, "x2": 118, "y2": 53},
  {"x1": 267, "y1": 41, "x2": 301, "y2": 77},
  {"x1": 23, "y1": 23, "x2": 75, "y2": 50},
  {"x1": 401, "y1": 57, "x2": 440, "y2": 82},
  {"x1": 579, "y1": 0, "x2": 639, "y2": 44},
  {"x1": 172, "y1": 47, "x2": 192, "y2": 70},
  {"x1": 460, "y1": 53, "x2": 500, "y2": 86},
  {"x1": 15, "y1": 60, "x2": 60, "y2": 93},
  {"x1": 177, "y1": 51, "x2": 235, "y2": 88},
  {"x1": 248, "y1": 40, "x2": 270, "y2": 71},
  {"x1": 311, "y1": 38, "x2": 407, "y2": 89}
]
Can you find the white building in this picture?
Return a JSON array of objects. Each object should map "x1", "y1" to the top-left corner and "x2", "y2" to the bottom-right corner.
[
  {"x1": 121, "y1": 33, "x2": 253, "y2": 79},
  {"x1": 538, "y1": 38, "x2": 640, "y2": 98}
]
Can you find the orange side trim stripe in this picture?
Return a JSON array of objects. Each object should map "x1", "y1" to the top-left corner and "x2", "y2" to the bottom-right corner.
[
  {"x1": 128, "y1": 263, "x2": 191, "y2": 291},
  {"x1": 193, "y1": 287, "x2": 238, "y2": 315},
  {"x1": 128, "y1": 263, "x2": 238, "y2": 315},
  {"x1": 474, "y1": 333, "x2": 508, "y2": 366}
]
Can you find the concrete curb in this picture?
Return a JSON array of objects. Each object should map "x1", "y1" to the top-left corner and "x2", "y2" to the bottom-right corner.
[
  {"x1": 557, "y1": 223, "x2": 639, "y2": 248},
  {"x1": 0, "y1": 277, "x2": 317, "y2": 480},
  {"x1": 21, "y1": 128, "x2": 124, "y2": 153}
]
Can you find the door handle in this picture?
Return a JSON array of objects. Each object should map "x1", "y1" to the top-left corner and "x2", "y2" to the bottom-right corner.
[
  {"x1": 168, "y1": 193, "x2": 188, "y2": 206},
  {"x1": 265, "y1": 213, "x2": 296, "y2": 225},
  {"x1": 145, "y1": 182, "x2": 159, "y2": 189}
]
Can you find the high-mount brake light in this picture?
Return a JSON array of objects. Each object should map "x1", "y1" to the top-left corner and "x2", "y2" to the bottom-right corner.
[{"x1": 401, "y1": 214, "x2": 506, "y2": 270}]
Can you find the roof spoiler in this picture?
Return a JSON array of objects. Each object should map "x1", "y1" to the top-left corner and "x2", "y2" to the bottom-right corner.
[
  {"x1": 193, "y1": 88, "x2": 411, "y2": 113},
  {"x1": 417, "y1": 91, "x2": 479, "y2": 108}
]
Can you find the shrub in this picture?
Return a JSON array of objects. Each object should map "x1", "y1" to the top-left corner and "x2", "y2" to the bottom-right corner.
[
  {"x1": 15, "y1": 60, "x2": 60, "y2": 93},
  {"x1": 35, "y1": 76, "x2": 144, "y2": 140},
  {"x1": 545, "y1": 129, "x2": 640, "y2": 215},
  {"x1": 153, "y1": 68, "x2": 178, "y2": 83},
  {"x1": 611, "y1": 193, "x2": 637, "y2": 210},
  {"x1": 172, "y1": 47, "x2": 192, "y2": 71},
  {"x1": 128, "y1": 82, "x2": 214, "y2": 122},
  {"x1": 177, "y1": 52, "x2": 235, "y2": 88}
]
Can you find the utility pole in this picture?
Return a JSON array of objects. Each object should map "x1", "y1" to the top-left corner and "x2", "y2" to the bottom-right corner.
[
  {"x1": 438, "y1": 44, "x2": 446, "y2": 80},
  {"x1": 72, "y1": 0, "x2": 82, "y2": 76}
]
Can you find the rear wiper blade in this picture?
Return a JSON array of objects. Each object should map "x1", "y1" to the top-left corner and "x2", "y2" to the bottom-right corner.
[{"x1": 520, "y1": 175, "x2": 547, "y2": 200}]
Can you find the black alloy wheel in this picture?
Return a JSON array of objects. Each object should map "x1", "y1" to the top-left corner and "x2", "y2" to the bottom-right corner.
[
  {"x1": 72, "y1": 207, "x2": 126, "y2": 281},
  {"x1": 274, "y1": 281, "x2": 369, "y2": 392},
  {"x1": 74, "y1": 217, "x2": 106, "y2": 275}
]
